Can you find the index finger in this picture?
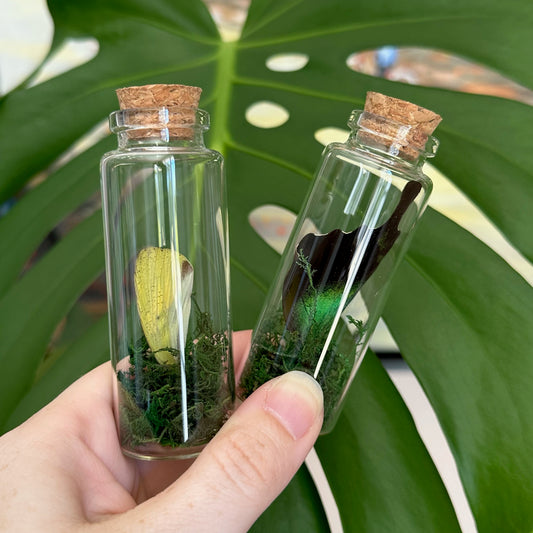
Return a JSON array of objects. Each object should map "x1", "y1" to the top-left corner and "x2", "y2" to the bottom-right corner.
[{"x1": 232, "y1": 329, "x2": 252, "y2": 381}]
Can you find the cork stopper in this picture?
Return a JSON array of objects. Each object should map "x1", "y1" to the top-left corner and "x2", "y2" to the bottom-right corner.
[
  {"x1": 360, "y1": 92, "x2": 442, "y2": 160},
  {"x1": 115, "y1": 84, "x2": 202, "y2": 140}
]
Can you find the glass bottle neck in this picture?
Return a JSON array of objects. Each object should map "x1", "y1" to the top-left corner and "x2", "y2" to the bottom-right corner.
[
  {"x1": 116, "y1": 129, "x2": 206, "y2": 150},
  {"x1": 109, "y1": 107, "x2": 209, "y2": 150}
]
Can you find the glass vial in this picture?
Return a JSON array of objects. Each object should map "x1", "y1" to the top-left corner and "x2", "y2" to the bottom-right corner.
[
  {"x1": 101, "y1": 84, "x2": 234, "y2": 459},
  {"x1": 239, "y1": 92, "x2": 441, "y2": 433}
]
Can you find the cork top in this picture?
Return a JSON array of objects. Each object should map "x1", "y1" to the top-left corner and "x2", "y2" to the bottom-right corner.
[
  {"x1": 358, "y1": 92, "x2": 442, "y2": 160},
  {"x1": 114, "y1": 84, "x2": 203, "y2": 140},
  {"x1": 116, "y1": 84, "x2": 202, "y2": 110}
]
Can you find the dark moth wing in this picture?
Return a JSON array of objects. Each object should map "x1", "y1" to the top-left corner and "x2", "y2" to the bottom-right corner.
[{"x1": 282, "y1": 180, "x2": 422, "y2": 330}]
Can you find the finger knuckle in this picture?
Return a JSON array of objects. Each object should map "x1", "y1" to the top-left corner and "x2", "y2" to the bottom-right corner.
[{"x1": 210, "y1": 426, "x2": 282, "y2": 498}]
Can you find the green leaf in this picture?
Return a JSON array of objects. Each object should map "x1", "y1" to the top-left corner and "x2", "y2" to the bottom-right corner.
[
  {"x1": 317, "y1": 351, "x2": 461, "y2": 532},
  {"x1": 0, "y1": 137, "x2": 112, "y2": 296},
  {"x1": 1, "y1": 0, "x2": 533, "y2": 530},
  {"x1": 0, "y1": 0, "x2": 219, "y2": 203},
  {"x1": 5, "y1": 315, "x2": 110, "y2": 430},
  {"x1": 250, "y1": 466, "x2": 329, "y2": 532},
  {"x1": 383, "y1": 209, "x2": 533, "y2": 533},
  {"x1": 0, "y1": 212, "x2": 104, "y2": 430}
]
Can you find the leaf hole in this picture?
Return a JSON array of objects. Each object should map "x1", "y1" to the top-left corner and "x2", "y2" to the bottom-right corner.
[
  {"x1": 346, "y1": 47, "x2": 533, "y2": 104},
  {"x1": 30, "y1": 37, "x2": 100, "y2": 88},
  {"x1": 0, "y1": 1, "x2": 53, "y2": 94},
  {"x1": 314, "y1": 127, "x2": 350, "y2": 147},
  {"x1": 265, "y1": 53, "x2": 309, "y2": 72},
  {"x1": 249, "y1": 205, "x2": 318, "y2": 254},
  {"x1": 249, "y1": 205, "x2": 295, "y2": 254},
  {"x1": 245, "y1": 101, "x2": 290, "y2": 129}
]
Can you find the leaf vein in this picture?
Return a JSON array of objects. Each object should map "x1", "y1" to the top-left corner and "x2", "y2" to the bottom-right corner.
[
  {"x1": 227, "y1": 139, "x2": 313, "y2": 180},
  {"x1": 230, "y1": 257, "x2": 268, "y2": 292},
  {"x1": 235, "y1": 75, "x2": 363, "y2": 104},
  {"x1": 240, "y1": 14, "x2": 488, "y2": 48}
]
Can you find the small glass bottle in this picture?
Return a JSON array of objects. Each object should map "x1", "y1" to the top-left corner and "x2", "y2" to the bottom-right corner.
[
  {"x1": 101, "y1": 84, "x2": 234, "y2": 459},
  {"x1": 239, "y1": 92, "x2": 441, "y2": 433}
]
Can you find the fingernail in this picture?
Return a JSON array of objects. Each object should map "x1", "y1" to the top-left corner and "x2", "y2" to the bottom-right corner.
[{"x1": 264, "y1": 371, "x2": 323, "y2": 440}]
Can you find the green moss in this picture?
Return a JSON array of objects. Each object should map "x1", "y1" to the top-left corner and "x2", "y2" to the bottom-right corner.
[
  {"x1": 240, "y1": 252, "x2": 367, "y2": 429},
  {"x1": 240, "y1": 311, "x2": 363, "y2": 426},
  {"x1": 117, "y1": 310, "x2": 232, "y2": 449}
]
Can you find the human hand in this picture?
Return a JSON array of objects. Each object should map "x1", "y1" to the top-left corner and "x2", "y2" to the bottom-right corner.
[{"x1": 0, "y1": 330, "x2": 323, "y2": 532}]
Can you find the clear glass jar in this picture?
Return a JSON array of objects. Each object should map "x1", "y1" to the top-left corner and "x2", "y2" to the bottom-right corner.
[
  {"x1": 101, "y1": 107, "x2": 234, "y2": 459},
  {"x1": 239, "y1": 109, "x2": 438, "y2": 433}
]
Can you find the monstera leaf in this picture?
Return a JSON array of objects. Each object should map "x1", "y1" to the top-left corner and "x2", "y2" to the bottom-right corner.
[{"x1": 1, "y1": 0, "x2": 533, "y2": 531}]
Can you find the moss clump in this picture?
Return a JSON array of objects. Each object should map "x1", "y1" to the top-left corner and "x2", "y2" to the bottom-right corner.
[
  {"x1": 239, "y1": 310, "x2": 365, "y2": 429},
  {"x1": 240, "y1": 249, "x2": 368, "y2": 429},
  {"x1": 117, "y1": 311, "x2": 232, "y2": 449}
]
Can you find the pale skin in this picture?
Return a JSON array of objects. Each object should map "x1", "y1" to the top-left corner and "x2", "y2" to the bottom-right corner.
[{"x1": 0, "y1": 330, "x2": 324, "y2": 532}]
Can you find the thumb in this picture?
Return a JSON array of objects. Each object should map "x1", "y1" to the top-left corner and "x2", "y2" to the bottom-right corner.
[
  {"x1": 172, "y1": 370, "x2": 323, "y2": 531},
  {"x1": 111, "y1": 371, "x2": 323, "y2": 533}
]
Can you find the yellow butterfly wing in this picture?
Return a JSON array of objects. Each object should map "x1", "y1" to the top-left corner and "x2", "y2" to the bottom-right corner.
[{"x1": 134, "y1": 247, "x2": 194, "y2": 365}]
